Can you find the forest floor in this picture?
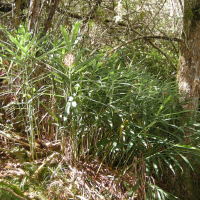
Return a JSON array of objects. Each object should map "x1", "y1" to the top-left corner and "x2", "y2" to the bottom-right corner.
[{"x1": 0, "y1": 132, "x2": 138, "y2": 200}]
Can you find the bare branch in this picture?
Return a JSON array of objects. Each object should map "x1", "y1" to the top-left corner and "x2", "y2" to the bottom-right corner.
[
  {"x1": 148, "y1": 40, "x2": 177, "y2": 70},
  {"x1": 113, "y1": 35, "x2": 182, "y2": 47},
  {"x1": 82, "y1": 0, "x2": 103, "y2": 24},
  {"x1": 0, "y1": 8, "x2": 16, "y2": 19},
  {"x1": 40, "y1": 0, "x2": 60, "y2": 38},
  {"x1": 110, "y1": 17, "x2": 179, "y2": 70}
]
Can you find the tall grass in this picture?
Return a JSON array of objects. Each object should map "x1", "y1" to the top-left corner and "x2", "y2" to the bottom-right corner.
[{"x1": 0, "y1": 22, "x2": 200, "y2": 199}]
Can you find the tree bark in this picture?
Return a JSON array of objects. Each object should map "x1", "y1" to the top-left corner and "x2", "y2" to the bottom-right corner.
[
  {"x1": 15, "y1": 0, "x2": 21, "y2": 29},
  {"x1": 40, "y1": 0, "x2": 60, "y2": 39},
  {"x1": 27, "y1": 0, "x2": 37, "y2": 32},
  {"x1": 177, "y1": 0, "x2": 200, "y2": 139}
]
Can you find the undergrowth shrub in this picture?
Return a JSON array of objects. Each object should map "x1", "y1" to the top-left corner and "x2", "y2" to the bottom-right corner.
[
  {"x1": 47, "y1": 48, "x2": 195, "y2": 198},
  {"x1": 0, "y1": 22, "x2": 200, "y2": 199}
]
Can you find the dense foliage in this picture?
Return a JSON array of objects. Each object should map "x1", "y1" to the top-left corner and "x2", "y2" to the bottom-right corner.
[{"x1": 0, "y1": 0, "x2": 200, "y2": 200}]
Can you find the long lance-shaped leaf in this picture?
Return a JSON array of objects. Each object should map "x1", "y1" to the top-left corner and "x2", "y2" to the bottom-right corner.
[
  {"x1": 36, "y1": 48, "x2": 59, "y2": 60},
  {"x1": 41, "y1": 102, "x2": 58, "y2": 122},
  {"x1": 174, "y1": 145, "x2": 195, "y2": 170},
  {"x1": 26, "y1": 31, "x2": 47, "y2": 51},
  {"x1": 63, "y1": 101, "x2": 71, "y2": 126},
  {"x1": 152, "y1": 156, "x2": 159, "y2": 176},
  {"x1": 146, "y1": 183, "x2": 179, "y2": 200},
  {"x1": 168, "y1": 154, "x2": 183, "y2": 172},
  {"x1": 146, "y1": 186, "x2": 151, "y2": 200},
  {"x1": 73, "y1": 49, "x2": 85, "y2": 64},
  {"x1": 156, "y1": 95, "x2": 171, "y2": 116},
  {"x1": 2, "y1": 28, "x2": 30, "y2": 57},
  {"x1": 163, "y1": 154, "x2": 175, "y2": 175},
  {"x1": 69, "y1": 49, "x2": 86, "y2": 74},
  {"x1": 75, "y1": 54, "x2": 104, "y2": 73},
  {"x1": 71, "y1": 21, "x2": 81, "y2": 49},
  {"x1": 60, "y1": 26, "x2": 71, "y2": 51},
  {"x1": 19, "y1": 32, "x2": 31, "y2": 47},
  {"x1": 0, "y1": 42, "x2": 20, "y2": 59},
  {"x1": 32, "y1": 35, "x2": 51, "y2": 55},
  {"x1": 127, "y1": 180, "x2": 141, "y2": 199}
]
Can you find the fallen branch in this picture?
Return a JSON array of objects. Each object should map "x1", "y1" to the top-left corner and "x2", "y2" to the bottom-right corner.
[
  {"x1": 32, "y1": 152, "x2": 59, "y2": 179},
  {"x1": 0, "y1": 130, "x2": 44, "y2": 152}
]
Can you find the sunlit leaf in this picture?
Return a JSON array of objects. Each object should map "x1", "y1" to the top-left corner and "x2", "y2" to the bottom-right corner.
[{"x1": 71, "y1": 21, "x2": 81, "y2": 49}]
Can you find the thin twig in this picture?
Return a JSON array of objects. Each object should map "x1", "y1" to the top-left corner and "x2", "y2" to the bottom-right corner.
[{"x1": 0, "y1": 8, "x2": 16, "y2": 19}]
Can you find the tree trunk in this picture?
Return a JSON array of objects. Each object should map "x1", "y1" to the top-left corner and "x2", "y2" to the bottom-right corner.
[
  {"x1": 15, "y1": 0, "x2": 21, "y2": 29},
  {"x1": 27, "y1": 0, "x2": 37, "y2": 32},
  {"x1": 177, "y1": 0, "x2": 200, "y2": 142},
  {"x1": 40, "y1": 0, "x2": 60, "y2": 39}
]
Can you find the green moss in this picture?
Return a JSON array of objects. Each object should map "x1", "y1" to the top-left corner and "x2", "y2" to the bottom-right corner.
[
  {"x1": 192, "y1": 5, "x2": 200, "y2": 20},
  {"x1": 0, "y1": 188, "x2": 26, "y2": 200},
  {"x1": 0, "y1": 181, "x2": 25, "y2": 198}
]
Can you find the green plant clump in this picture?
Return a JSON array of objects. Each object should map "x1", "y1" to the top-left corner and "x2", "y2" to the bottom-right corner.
[{"x1": 0, "y1": 22, "x2": 200, "y2": 199}]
